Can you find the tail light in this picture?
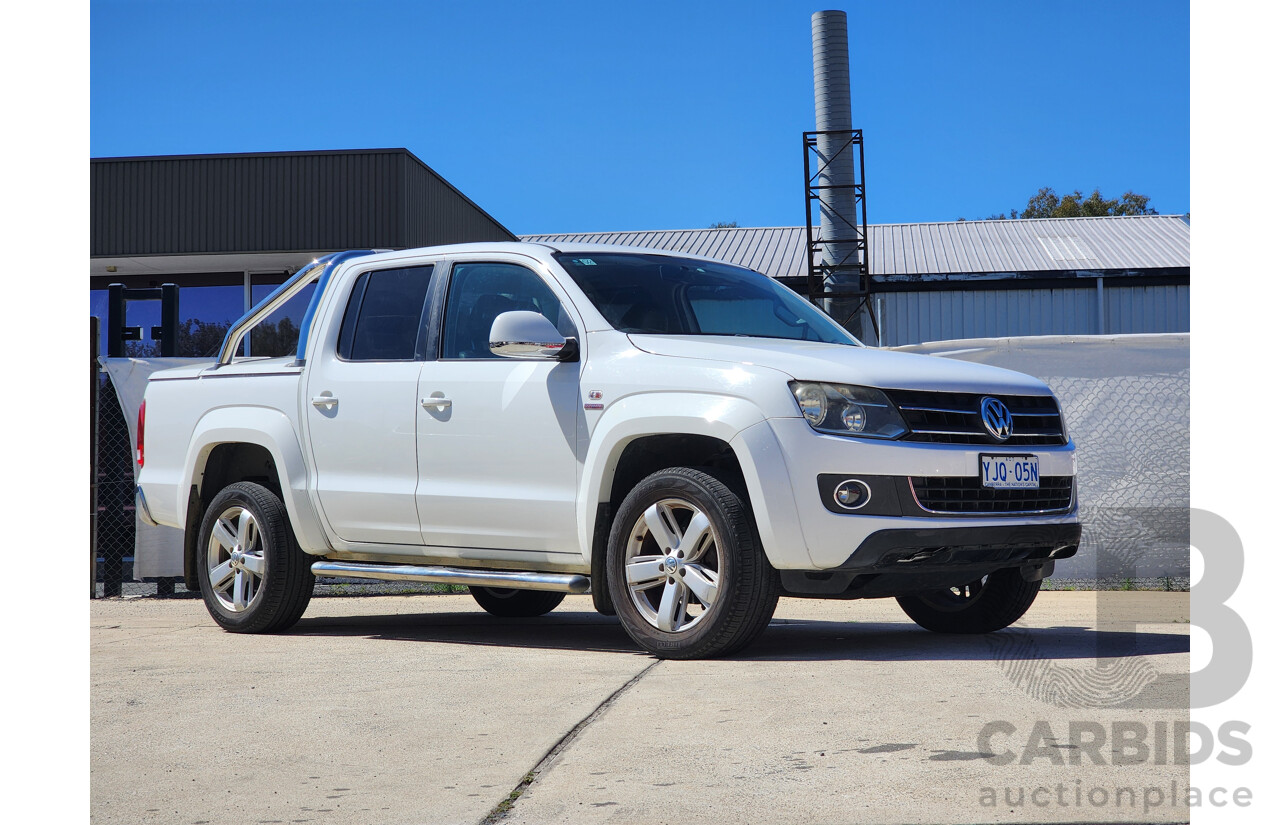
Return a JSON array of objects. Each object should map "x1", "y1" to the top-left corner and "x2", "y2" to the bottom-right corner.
[{"x1": 136, "y1": 400, "x2": 146, "y2": 467}]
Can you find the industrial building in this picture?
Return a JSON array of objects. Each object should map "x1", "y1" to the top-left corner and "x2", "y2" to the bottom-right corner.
[
  {"x1": 89, "y1": 149, "x2": 1190, "y2": 352},
  {"x1": 523, "y1": 214, "x2": 1190, "y2": 346},
  {"x1": 90, "y1": 148, "x2": 516, "y2": 358}
]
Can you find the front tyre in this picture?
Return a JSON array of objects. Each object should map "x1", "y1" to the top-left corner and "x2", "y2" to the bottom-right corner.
[
  {"x1": 196, "y1": 482, "x2": 314, "y2": 633},
  {"x1": 469, "y1": 587, "x2": 565, "y2": 617},
  {"x1": 896, "y1": 568, "x2": 1041, "y2": 633},
  {"x1": 607, "y1": 467, "x2": 779, "y2": 659}
]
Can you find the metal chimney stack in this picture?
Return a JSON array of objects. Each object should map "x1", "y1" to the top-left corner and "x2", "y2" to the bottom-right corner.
[{"x1": 810, "y1": 10, "x2": 863, "y2": 330}]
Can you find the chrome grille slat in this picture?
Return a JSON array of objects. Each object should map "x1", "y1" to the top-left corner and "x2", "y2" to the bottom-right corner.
[
  {"x1": 897, "y1": 405, "x2": 976, "y2": 415},
  {"x1": 885, "y1": 388, "x2": 1066, "y2": 446}
]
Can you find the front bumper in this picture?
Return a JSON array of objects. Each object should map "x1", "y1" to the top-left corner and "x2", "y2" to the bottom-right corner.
[
  {"x1": 753, "y1": 418, "x2": 1080, "y2": 570},
  {"x1": 779, "y1": 522, "x2": 1081, "y2": 599}
]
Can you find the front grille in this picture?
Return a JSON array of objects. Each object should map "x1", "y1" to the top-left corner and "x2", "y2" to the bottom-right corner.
[
  {"x1": 885, "y1": 389, "x2": 1066, "y2": 446},
  {"x1": 910, "y1": 476, "x2": 1074, "y2": 514}
]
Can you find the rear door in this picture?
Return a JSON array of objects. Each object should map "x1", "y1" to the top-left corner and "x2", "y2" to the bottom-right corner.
[{"x1": 305, "y1": 263, "x2": 435, "y2": 544}]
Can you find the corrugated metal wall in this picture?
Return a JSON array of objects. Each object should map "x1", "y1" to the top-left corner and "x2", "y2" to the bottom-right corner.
[
  {"x1": 399, "y1": 155, "x2": 518, "y2": 248},
  {"x1": 91, "y1": 150, "x2": 514, "y2": 257},
  {"x1": 1105, "y1": 284, "x2": 1191, "y2": 334},
  {"x1": 877, "y1": 284, "x2": 1189, "y2": 346}
]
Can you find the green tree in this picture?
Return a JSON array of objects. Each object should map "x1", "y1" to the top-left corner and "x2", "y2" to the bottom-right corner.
[
  {"x1": 250, "y1": 317, "x2": 301, "y2": 357},
  {"x1": 708, "y1": 221, "x2": 739, "y2": 229},
  {"x1": 1018, "y1": 187, "x2": 1157, "y2": 219},
  {"x1": 176, "y1": 318, "x2": 233, "y2": 357},
  {"x1": 116, "y1": 316, "x2": 302, "y2": 359},
  {"x1": 120, "y1": 319, "x2": 228, "y2": 358}
]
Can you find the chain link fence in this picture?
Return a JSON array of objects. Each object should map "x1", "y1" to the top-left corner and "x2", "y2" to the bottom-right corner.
[
  {"x1": 94, "y1": 370, "x2": 184, "y2": 596},
  {"x1": 896, "y1": 334, "x2": 1190, "y2": 589},
  {"x1": 1054, "y1": 371, "x2": 1189, "y2": 589}
]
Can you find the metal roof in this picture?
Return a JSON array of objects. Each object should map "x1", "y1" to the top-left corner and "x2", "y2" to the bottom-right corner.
[
  {"x1": 91, "y1": 149, "x2": 517, "y2": 258},
  {"x1": 522, "y1": 215, "x2": 1190, "y2": 279},
  {"x1": 524, "y1": 226, "x2": 807, "y2": 279}
]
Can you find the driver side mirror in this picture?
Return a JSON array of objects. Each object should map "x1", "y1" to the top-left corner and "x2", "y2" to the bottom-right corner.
[{"x1": 489, "y1": 311, "x2": 579, "y2": 361}]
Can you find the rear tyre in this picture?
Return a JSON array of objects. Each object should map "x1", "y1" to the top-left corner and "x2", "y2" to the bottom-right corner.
[
  {"x1": 607, "y1": 467, "x2": 779, "y2": 659},
  {"x1": 896, "y1": 568, "x2": 1041, "y2": 633},
  {"x1": 196, "y1": 481, "x2": 314, "y2": 633},
  {"x1": 469, "y1": 587, "x2": 565, "y2": 617}
]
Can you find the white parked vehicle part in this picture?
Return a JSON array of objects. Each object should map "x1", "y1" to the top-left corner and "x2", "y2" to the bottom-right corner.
[{"x1": 137, "y1": 243, "x2": 1080, "y2": 658}]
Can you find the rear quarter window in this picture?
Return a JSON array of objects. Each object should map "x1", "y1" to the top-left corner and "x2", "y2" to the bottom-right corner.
[{"x1": 337, "y1": 265, "x2": 435, "y2": 360}]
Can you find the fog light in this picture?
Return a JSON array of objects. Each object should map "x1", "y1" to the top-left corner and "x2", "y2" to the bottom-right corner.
[{"x1": 832, "y1": 478, "x2": 871, "y2": 510}]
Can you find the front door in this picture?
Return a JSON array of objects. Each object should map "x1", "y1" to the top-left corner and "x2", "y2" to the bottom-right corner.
[
  {"x1": 306, "y1": 264, "x2": 434, "y2": 545},
  {"x1": 416, "y1": 260, "x2": 582, "y2": 553}
]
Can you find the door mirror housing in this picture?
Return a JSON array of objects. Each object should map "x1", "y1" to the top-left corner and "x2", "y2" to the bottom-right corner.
[{"x1": 489, "y1": 311, "x2": 578, "y2": 361}]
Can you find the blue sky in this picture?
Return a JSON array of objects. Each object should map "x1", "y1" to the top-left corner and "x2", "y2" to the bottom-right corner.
[{"x1": 91, "y1": 0, "x2": 1189, "y2": 235}]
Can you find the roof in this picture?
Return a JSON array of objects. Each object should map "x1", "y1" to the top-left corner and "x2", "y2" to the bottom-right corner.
[
  {"x1": 522, "y1": 214, "x2": 1190, "y2": 279},
  {"x1": 91, "y1": 148, "x2": 517, "y2": 258}
]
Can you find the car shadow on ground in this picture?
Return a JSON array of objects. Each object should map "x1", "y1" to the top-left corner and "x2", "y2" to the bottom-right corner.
[
  {"x1": 744, "y1": 617, "x2": 1188, "y2": 662},
  {"x1": 293, "y1": 610, "x2": 645, "y2": 654},
  {"x1": 290, "y1": 610, "x2": 1188, "y2": 663}
]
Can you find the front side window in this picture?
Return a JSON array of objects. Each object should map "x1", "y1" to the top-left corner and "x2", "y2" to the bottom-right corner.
[
  {"x1": 336, "y1": 265, "x2": 434, "y2": 360},
  {"x1": 441, "y1": 262, "x2": 575, "y2": 359},
  {"x1": 554, "y1": 252, "x2": 859, "y2": 345}
]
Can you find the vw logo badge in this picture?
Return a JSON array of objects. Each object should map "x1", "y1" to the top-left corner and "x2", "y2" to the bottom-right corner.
[
  {"x1": 664, "y1": 557, "x2": 678, "y2": 573},
  {"x1": 979, "y1": 397, "x2": 1013, "y2": 442}
]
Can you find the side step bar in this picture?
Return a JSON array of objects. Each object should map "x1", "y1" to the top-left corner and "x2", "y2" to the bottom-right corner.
[{"x1": 311, "y1": 560, "x2": 591, "y2": 594}]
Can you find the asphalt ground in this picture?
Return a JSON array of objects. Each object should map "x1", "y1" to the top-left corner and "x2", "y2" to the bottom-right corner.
[{"x1": 91, "y1": 592, "x2": 1190, "y2": 824}]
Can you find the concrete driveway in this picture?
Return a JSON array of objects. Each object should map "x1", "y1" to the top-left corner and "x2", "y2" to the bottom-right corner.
[{"x1": 91, "y1": 592, "x2": 1189, "y2": 824}]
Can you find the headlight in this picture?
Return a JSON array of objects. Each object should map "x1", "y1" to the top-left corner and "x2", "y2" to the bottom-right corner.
[
  {"x1": 788, "y1": 382, "x2": 907, "y2": 439},
  {"x1": 794, "y1": 383, "x2": 827, "y2": 425}
]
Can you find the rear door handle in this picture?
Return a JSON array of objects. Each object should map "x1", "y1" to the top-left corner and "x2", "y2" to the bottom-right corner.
[
  {"x1": 421, "y1": 396, "x2": 452, "y2": 410},
  {"x1": 311, "y1": 395, "x2": 339, "y2": 409}
]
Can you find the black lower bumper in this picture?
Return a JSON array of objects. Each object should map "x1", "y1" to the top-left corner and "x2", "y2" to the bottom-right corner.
[{"x1": 780, "y1": 522, "x2": 1082, "y2": 599}]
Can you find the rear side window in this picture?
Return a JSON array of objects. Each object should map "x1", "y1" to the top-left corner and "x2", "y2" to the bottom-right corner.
[{"x1": 337, "y1": 265, "x2": 434, "y2": 360}]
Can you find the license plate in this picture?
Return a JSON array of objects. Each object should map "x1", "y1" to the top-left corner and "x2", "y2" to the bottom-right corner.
[{"x1": 980, "y1": 455, "x2": 1040, "y2": 489}]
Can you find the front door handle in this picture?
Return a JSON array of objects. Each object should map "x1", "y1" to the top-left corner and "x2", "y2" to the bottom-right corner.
[
  {"x1": 421, "y1": 396, "x2": 452, "y2": 410},
  {"x1": 311, "y1": 395, "x2": 339, "y2": 409}
]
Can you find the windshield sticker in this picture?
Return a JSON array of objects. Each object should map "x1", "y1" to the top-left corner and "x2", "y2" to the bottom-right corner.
[{"x1": 573, "y1": 258, "x2": 597, "y2": 266}]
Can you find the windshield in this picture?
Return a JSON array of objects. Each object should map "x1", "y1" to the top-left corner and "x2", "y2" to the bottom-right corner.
[{"x1": 554, "y1": 252, "x2": 860, "y2": 345}]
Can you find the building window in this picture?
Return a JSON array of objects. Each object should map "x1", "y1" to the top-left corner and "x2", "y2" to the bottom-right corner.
[
  {"x1": 250, "y1": 276, "x2": 315, "y2": 358},
  {"x1": 90, "y1": 275, "x2": 246, "y2": 358},
  {"x1": 176, "y1": 284, "x2": 245, "y2": 357}
]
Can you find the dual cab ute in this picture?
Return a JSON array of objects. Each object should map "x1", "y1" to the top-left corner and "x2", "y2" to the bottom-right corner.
[{"x1": 136, "y1": 243, "x2": 1080, "y2": 658}]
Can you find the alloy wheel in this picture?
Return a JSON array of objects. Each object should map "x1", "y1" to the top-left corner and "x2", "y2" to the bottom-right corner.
[
  {"x1": 623, "y1": 498, "x2": 724, "y2": 633},
  {"x1": 205, "y1": 505, "x2": 266, "y2": 613}
]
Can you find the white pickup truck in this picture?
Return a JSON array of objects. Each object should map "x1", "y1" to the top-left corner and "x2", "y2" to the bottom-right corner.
[{"x1": 136, "y1": 243, "x2": 1080, "y2": 658}]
